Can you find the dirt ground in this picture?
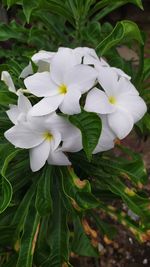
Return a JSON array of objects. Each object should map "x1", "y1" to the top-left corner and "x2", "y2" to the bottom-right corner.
[{"x1": 71, "y1": 230, "x2": 150, "y2": 267}]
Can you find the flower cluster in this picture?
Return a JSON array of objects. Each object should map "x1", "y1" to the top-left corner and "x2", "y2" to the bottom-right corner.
[{"x1": 2, "y1": 47, "x2": 147, "y2": 171}]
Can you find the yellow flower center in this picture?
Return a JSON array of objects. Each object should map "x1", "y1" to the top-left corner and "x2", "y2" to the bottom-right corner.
[
  {"x1": 58, "y1": 84, "x2": 68, "y2": 94},
  {"x1": 109, "y1": 96, "x2": 117, "y2": 104},
  {"x1": 43, "y1": 132, "x2": 53, "y2": 141}
]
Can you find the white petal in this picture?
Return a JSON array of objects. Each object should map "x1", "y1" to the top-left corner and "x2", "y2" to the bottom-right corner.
[
  {"x1": 44, "y1": 114, "x2": 82, "y2": 151},
  {"x1": 20, "y1": 63, "x2": 33, "y2": 78},
  {"x1": 108, "y1": 108, "x2": 134, "y2": 139},
  {"x1": 93, "y1": 115, "x2": 115, "y2": 153},
  {"x1": 24, "y1": 72, "x2": 58, "y2": 97},
  {"x1": 84, "y1": 88, "x2": 115, "y2": 114},
  {"x1": 18, "y1": 94, "x2": 32, "y2": 112},
  {"x1": 116, "y1": 77, "x2": 139, "y2": 96},
  {"x1": 117, "y1": 94, "x2": 147, "y2": 123},
  {"x1": 29, "y1": 95, "x2": 64, "y2": 116},
  {"x1": 45, "y1": 113, "x2": 68, "y2": 132},
  {"x1": 20, "y1": 51, "x2": 55, "y2": 78},
  {"x1": 30, "y1": 140, "x2": 50, "y2": 172},
  {"x1": 1, "y1": 71, "x2": 16, "y2": 93},
  {"x1": 6, "y1": 95, "x2": 31, "y2": 125},
  {"x1": 46, "y1": 114, "x2": 82, "y2": 150},
  {"x1": 50, "y1": 49, "x2": 79, "y2": 84},
  {"x1": 4, "y1": 125, "x2": 43, "y2": 148},
  {"x1": 74, "y1": 47, "x2": 97, "y2": 56},
  {"x1": 32, "y1": 50, "x2": 55, "y2": 62},
  {"x1": 97, "y1": 67, "x2": 119, "y2": 97},
  {"x1": 47, "y1": 150, "x2": 71, "y2": 165},
  {"x1": 64, "y1": 64, "x2": 97, "y2": 93},
  {"x1": 62, "y1": 134, "x2": 82, "y2": 152},
  {"x1": 33, "y1": 51, "x2": 55, "y2": 73},
  {"x1": 112, "y1": 67, "x2": 131, "y2": 80},
  {"x1": 37, "y1": 61, "x2": 50, "y2": 72},
  {"x1": 98, "y1": 68, "x2": 138, "y2": 98},
  {"x1": 74, "y1": 47, "x2": 99, "y2": 64},
  {"x1": 59, "y1": 89, "x2": 81, "y2": 115},
  {"x1": 50, "y1": 131, "x2": 61, "y2": 151},
  {"x1": 28, "y1": 112, "x2": 64, "y2": 132},
  {"x1": 99, "y1": 57, "x2": 109, "y2": 66},
  {"x1": 25, "y1": 116, "x2": 49, "y2": 132},
  {"x1": 62, "y1": 125, "x2": 82, "y2": 152},
  {"x1": 6, "y1": 105, "x2": 19, "y2": 124},
  {"x1": 83, "y1": 55, "x2": 98, "y2": 66}
]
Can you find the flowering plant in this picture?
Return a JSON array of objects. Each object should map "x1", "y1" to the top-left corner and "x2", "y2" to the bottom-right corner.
[
  {"x1": 3, "y1": 47, "x2": 147, "y2": 171},
  {"x1": 0, "y1": 1, "x2": 150, "y2": 267}
]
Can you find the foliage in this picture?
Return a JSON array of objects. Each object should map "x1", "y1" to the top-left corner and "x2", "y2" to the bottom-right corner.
[{"x1": 0, "y1": 0, "x2": 150, "y2": 266}]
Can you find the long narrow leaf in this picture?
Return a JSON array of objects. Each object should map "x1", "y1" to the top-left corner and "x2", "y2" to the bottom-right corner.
[{"x1": 16, "y1": 199, "x2": 40, "y2": 267}]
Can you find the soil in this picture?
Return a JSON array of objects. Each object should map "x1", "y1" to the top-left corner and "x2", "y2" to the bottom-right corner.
[{"x1": 71, "y1": 230, "x2": 150, "y2": 267}]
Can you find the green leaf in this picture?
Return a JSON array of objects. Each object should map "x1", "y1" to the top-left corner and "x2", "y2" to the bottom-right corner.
[
  {"x1": 67, "y1": 0, "x2": 78, "y2": 18},
  {"x1": 82, "y1": 21, "x2": 102, "y2": 47},
  {"x1": 107, "y1": 173, "x2": 147, "y2": 218},
  {"x1": 35, "y1": 165, "x2": 53, "y2": 216},
  {"x1": 98, "y1": 150, "x2": 148, "y2": 185},
  {"x1": 41, "y1": 0, "x2": 75, "y2": 26},
  {"x1": 1, "y1": 254, "x2": 18, "y2": 267},
  {"x1": 6, "y1": 0, "x2": 20, "y2": 8},
  {"x1": 0, "y1": 111, "x2": 12, "y2": 133},
  {"x1": 0, "y1": 225, "x2": 16, "y2": 245},
  {"x1": 0, "y1": 147, "x2": 21, "y2": 213},
  {"x1": 0, "y1": 22, "x2": 26, "y2": 41},
  {"x1": 11, "y1": 182, "x2": 37, "y2": 239},
  {"x1": 22, "y1": 0, "x2": 39, "y2": 23},
  {"x1": 34, "y1": 11, "x2": 68, "y2": 44},
  {"x1": 143, "y1": 58, "x2": 150, "y2": 81},
  {"x1": 96, "y1": 20, "x2": 143, "y2": 56},
  {"x1": 70, "y1": 152, "x2": 150, "y2": 219},
  {"x1": 125, "y1": 0, "x2": 143, "y2": 9},
  {"x1": 61, "y1": 167, "x2": 99, "y2": 211},
  {"x1": 90, "y1": 211, "x2": 117, "y2": 239},
  {"x1": 69, "y1": 109, "x2": 102, "y2": 160},
  {"x1": 104, "y1": 176, "x2": 149, "y2": 219},
  {"x1": 0, "y1": 174, "x2": 12, "y2": 214},
  {"x1": 4, "y1": 150, "x2": 32, "y2": 194},
  {"x1": 16, "y1": 198, "x2": 40, "y2": 267},
  {"x1": 136, "y1": 113, "x2": 150, "y2": 134},
  {"x1": 43, "y1": 174, "x2": 70, "y2": 267},
  {"x1": 90, "y1": 0, "x2": 143, "y2": 20},
  {"x1": 36, "y1": 215, "x2": 50, "y2": 250},
  {"x1": 0, "y1": 143, "x2": 15, "y2": 170},
  {"x1": 72, "y1": 216, "x2": 99, "y2": 257},
  {"x1": 0, "y1": 88, "x2": 17, "y2": 106}
]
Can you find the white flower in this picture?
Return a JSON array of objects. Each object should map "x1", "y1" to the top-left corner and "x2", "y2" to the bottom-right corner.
[
  {"x1": 73, "y1": 47, "x2": 99, "y2": 64},
  {"x1": 20, "y1": 50, "x2": 55, "y2": 78},
  {"x1": 84, "y1": 67, "x2": 147, "y2": 139},
  {"x1": 1, "y1": 71, "x2": 28, "y2": 95},
  {"x1": 93, "y1": 115, "x2": 116, "y2": 153},
  {"x1": 58, "y1": 47, "x2": 98, "y2": 64},
  {"x1": 1, "y1": 71, "x2": 16, "y2": 93},
  {"x1": 4, "y1": 112, "x2": 82, "y2": 171},
  {"x1": 6, "y1": 94, "x2": 32, "y2": 125},
  {"x1": 82, "y1": 51, "x2": 131, "y2": 80},
  {"x1": 24, "y1": 48, "x2": 97, "y2": 116},
  {"x1": 74, "y1": 47, "x2": 130, "y2": 80}
]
